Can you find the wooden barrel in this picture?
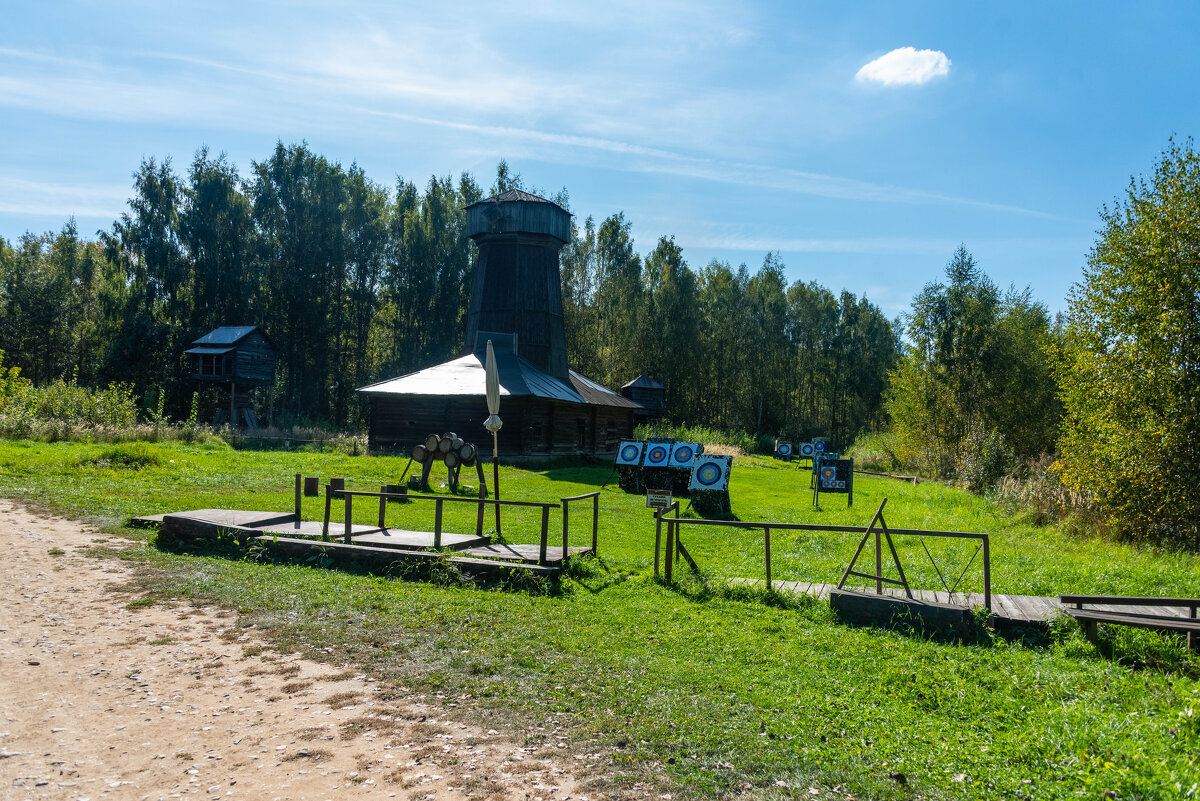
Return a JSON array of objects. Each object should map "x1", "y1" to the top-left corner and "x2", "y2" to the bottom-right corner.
[
  {"x1": 411, "y1": 444, "x2": 428, "y2": 462},
  {"x1": 450, "y1": 436, "x2": 464, "y2": 453},
  {"x1": 457, "y1": 442, "x2": 475, "y2": 462},
  {"x1": 424, "y1": 434, "x2": 440, "y2": 452},
  {"x1": 437, "y1": 436, "x2": 453, "y2": 454},
  {"x1": 444, "y1": 450, "x2": 460, "y2": 468}
]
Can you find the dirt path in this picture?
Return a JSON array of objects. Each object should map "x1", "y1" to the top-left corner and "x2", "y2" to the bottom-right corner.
[{"x1": 0, "y1": 500, "x2": 598, "y2": 801}]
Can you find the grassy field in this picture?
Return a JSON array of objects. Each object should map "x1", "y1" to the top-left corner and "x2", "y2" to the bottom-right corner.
[{"x1": 2, "y1": 438, "x2": 1198, "y2": 800}]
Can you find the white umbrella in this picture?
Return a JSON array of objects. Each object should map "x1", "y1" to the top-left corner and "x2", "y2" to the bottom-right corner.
[{"x1": 483, "y1": 340, "x2": 502, "y2": 533}]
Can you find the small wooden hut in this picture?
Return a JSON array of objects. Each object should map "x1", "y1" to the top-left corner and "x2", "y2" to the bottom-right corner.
[
  {"x1": 358, "y1": 334, "x2": 639, "y2": 456},
  {"x1": 620, "y1": 375, "x2": 665, "y2": 421},
  {"x1": 185, "y1": 325, "x2": 277, "y2": 427}
]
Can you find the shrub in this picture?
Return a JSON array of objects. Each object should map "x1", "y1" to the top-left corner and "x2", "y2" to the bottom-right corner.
[{"x1": 633, "y1": 421, "x2": 757, "y2": 454}]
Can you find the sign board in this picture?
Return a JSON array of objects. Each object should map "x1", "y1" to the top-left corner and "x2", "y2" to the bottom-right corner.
[
  {"x1": 688, "y1": 454, "x2": 733, "y2": 492},
  {"x1": 646, "y1": 490, "x2": 673, "y2": 510}
]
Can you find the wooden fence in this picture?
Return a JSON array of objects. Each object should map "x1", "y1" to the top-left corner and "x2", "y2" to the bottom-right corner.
[
  {"x1": 654, "y1": 499, "x2": 991, "y2": 611},
  {"x1": 322, "y1": 484, "x2": 600, "y2": 566}
]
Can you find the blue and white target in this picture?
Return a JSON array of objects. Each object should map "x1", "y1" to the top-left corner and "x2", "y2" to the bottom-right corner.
[
  {"x1": 644, "y1": 443, "x2": 670, "y2": 467},
  {"x1": 776, "y1": 443, "x2": 792, "y2": 458},
  {"x1": 688, "y1": 455, "x2": 732, "y2": 492},
  {"x1": 615, "y1": 440, "x2": 645, "y2": 466},
  {"x1": 798, "y1": 442, "x2": 815, "y2": 458},
  {"x1": 667, "y1": 442, "x2": 698, "y2": 469},
  {"x1": 815, "y1": 441, "x2": 826, "y2": 453}
]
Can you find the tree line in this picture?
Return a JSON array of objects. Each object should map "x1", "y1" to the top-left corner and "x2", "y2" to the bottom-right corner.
[{"x1": 0, "y1": 143, "x2": 898, "y2": 443}]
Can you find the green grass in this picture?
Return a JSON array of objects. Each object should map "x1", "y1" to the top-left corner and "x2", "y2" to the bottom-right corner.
[{"x1": 2, "y1": 438, "x2": 1198, "y2": 800}]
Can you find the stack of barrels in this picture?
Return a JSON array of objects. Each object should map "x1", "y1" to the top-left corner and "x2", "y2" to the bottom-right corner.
[{"x1": 410, "y1": 432, "x2": 481, "y2": 492}]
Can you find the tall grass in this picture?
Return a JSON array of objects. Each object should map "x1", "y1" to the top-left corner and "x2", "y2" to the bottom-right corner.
[{"x1": 634, "y1": 421, "x2": 759, "y2": 454}]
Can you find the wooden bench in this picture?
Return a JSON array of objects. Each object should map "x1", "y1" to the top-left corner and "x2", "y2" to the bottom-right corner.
[{"x1": 1060, "y1": 594, "x2": 1200, "y2": 650}]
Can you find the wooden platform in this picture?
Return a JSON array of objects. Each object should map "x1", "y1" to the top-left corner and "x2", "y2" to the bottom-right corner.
[
  {"x1": 732, "y1": 578, "x2": 1064, "y2": 623},
  {"x1": 351, "y1": 529, "x2": 490, "y2": 552},
  {"x1": 254, "y1": 536, "x2": 559, "y2": 579},
  {"x1": 130, "y1": 509, "x2": 298, "y2": 530},
  {"x1": 460, "y1": 543, "x2": 593, "y2": 565}
]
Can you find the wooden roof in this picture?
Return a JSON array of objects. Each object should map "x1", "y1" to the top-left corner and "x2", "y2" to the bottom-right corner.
[
  {"x1": 188, "y1": 325, "x2": 274, "y2": 348},
  {"x1": 621, "y1": 374, "x2": 665, "y2": 390},
  {"x1": 358, "y1": 351, "x2": 639, "y2": 410}
]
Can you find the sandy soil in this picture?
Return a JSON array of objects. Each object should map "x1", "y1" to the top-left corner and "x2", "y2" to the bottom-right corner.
[{"x1": 0, "y1": 500, "x2": 603, "y2": 801}]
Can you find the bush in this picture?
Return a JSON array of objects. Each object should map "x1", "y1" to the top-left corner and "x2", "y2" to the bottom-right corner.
[
  {"x1": 954, "y1": 417, "x2": 1010, "y2": 492},
  {"x1": 633, "y1": 421, "x2": 757, "y2": 454},
  {"x1": 845, "y1": 431, "x2": 903, "y2": 472}
]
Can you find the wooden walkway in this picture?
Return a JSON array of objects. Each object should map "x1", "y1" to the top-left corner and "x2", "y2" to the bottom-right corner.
[
  {"x1": 732, "y1": 578, "x2": 1057, "y2": 622},
  {"x1": 461, "y1": 543, "x2": 593, "y2": 565},
  {"x1": 733, "y1": 578, "x2": 1200, "y2": 624}
]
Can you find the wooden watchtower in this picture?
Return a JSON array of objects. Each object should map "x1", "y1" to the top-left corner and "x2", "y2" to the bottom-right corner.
[{"x1": 185, "y1": 326, "x2": 277, "y2": 427}]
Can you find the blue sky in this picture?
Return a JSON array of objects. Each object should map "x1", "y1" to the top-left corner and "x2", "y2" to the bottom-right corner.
[{"x1": 3, "y1": 1, "x2": 1198, "y2": 315}]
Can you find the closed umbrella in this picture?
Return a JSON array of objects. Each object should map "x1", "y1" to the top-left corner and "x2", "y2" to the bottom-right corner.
[{"x1": 483, "y1": 340, "x2": 503, "y2": 534}]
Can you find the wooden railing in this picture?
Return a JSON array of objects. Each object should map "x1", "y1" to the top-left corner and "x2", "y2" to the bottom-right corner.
[
  {"x1": 561, "y1": 491, "x2": 601, "y2": 559},
  {"x1": 653, "y1": 499, "x2": 991, "y2": 611},
  {"x1": 322, "y1": 484, "x2": 599, "y2": 566}
]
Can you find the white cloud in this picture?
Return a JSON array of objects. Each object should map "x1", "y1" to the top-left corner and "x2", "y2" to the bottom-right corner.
[{"x1": 856, "y1": 47, "x2": 950, "y2": 86}]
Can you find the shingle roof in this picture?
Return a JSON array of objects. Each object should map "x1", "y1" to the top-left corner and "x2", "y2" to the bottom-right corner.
[{"x1": 466, "y1": 189, "x2": 566, "y2": 209}]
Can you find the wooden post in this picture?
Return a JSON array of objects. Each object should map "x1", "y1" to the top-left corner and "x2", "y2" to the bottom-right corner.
[
  {"x1": 982, "y1": 535, "x2": 991, "y2": 612},
  {"x1": 591, "y1": 493, "x2": 599, "y2": 555},
  {"x1": 764, "y1": 526, "x2": 772, "y2": 592},
  {"x1": 476, "y1": 497, "x2": 485, "y2": 538},
  {"x1": 294, "y1": 473, "x2": 301, "y2": 520},
  {"x1": 322, "y1": 484, "x2": 332, "y2": 541},
  {"x1": 378, "y1": 485, "x2": 387, "y2": 530},
  {"x1": 664, "y1": 518, "x2": 676, "y2": 582},
  {"x1": 875, "y1": 527, "x2": 883, "y2": 594},
  {"x1": 562, "y1": 500, "x2": 569, "y2": 561},
  {"x1": 343, "y1": 492, "x2": 353, "y2": 544},
  {"x1": 304, "y1": 476, "x2": 319, "y2": 496},
  {"x1": 654, "y1": 509, "x2": 663, "y2": 578},
  {"x1": 434, "y1": 499, "x2": 443, "y2": 549},
  {"x1": 539, "y1": 505, "x2": 550, "y2": 566}
]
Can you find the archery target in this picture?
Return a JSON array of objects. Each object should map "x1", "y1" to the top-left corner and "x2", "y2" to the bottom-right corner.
[
  {"x1": 821, "y1": 466, "x2": 837, "y2": 481},
  {"x1": 776, "y1": 442, "x2": 792, "y2": 459},
  {"x1": 798, "y1": 442, "x2": 815, "y2": 458},
  {"x1": 668, "y1": 442, "x2": 699, "y2": 469},
  {"x1": 644, "y1": 442, "x2": 670, "y2": 467},
  {"x1": 615, "y1": 439, "x2": 645, "y2": 466},
  {"x1": 688, "y1": 455, "x2": 732, "y2": 492},
  {"x1": 814, "y1": 440, "x2": 826, "y2": 453}
]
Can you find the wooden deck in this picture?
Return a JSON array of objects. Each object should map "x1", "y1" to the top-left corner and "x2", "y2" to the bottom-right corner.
[
  {"x1": 733, "y1": 578, "x2": 1200, "y2": 624},
  {"x1": 460, "y1": 543, "x2": 593, "y2": 565},
  {"x1": 352, "y1": 529, "x2": 490, "y2": 552}
]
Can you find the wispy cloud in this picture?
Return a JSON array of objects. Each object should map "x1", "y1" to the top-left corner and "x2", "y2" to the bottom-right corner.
[
  {"x1": 856, "y1": 47, "x2": 951, "y2": 86},
  {"x1": 0, "y1": 176, "x2": 126, "y2": 220}
]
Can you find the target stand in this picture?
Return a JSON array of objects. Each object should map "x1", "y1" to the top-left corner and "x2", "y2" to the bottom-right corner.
[
  {"x1": 813, "y1": 456, "x2": 854, "y2": 508},
  {"x1": 688, "y1": 454, "x2": 733, "y2": 517}
]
